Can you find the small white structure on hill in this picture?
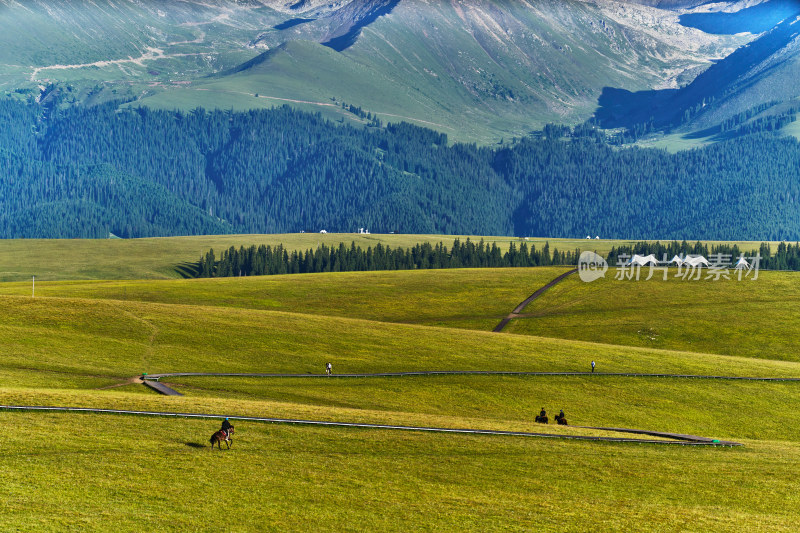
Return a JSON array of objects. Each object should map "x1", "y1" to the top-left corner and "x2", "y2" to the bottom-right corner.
[{"x1": 320, "y1": 229, "x2": 328, "y2": 234}]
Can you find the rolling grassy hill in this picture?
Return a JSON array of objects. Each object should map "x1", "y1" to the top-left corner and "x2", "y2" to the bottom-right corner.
[
  {"x1": 8, "y1": 408, "x2": 800, "y2": 532},
  {"x1": 506, "y1": 269, "x2": 800, "y2": 361},
  {"x1": 4, "y1": 263, "x2": 800, "y2": 360},
  {"x1": 0, "y1": 231, "x2": 788, "y2": 282},
  {"x1": 3, "y1": 234, "x2": 800, "y2": 529},
  {"x1": 3, "y1": 259, "x2": 800, "y2": 529},
  {"x1": 0, "y1": 233, "x2": 578, "y2": 281},
  {"x1": 3, "y1": 0, "x2": 796, "y2": 146}
]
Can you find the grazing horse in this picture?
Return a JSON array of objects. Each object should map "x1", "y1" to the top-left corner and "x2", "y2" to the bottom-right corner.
[
  {"x1": 210, "y1": 426, "x2": 234, "y2": 450},
  {"x1": 555, "y1": 415, "x2": 568, "y2": 426}
]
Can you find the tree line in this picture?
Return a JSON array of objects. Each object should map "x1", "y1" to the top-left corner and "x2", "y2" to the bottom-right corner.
[
  {"x1": 195, "y1": 239, "x2": 580, "y2": 278},
  {"x1": 605, "y1": 241, "x2": 800, "y2": 270}
]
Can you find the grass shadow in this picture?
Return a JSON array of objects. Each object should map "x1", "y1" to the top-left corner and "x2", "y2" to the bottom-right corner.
[{"x1": 184, "y1": 442, "x2": 206, "y2": 448}]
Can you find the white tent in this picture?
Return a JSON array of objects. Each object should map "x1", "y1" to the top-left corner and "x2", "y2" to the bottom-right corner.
[
  {"x1": 683, "y1": 255, "x2": 710, "y2": 267},
  {"x1": 628, "y1": 254, "x2": 660, "y2": 267},
  {"x1": 734, "y1": 257, "x2": 750, "y2": 270},
  {"x1": 669, "y1": 255, "x2": 684, "y2": 266}
]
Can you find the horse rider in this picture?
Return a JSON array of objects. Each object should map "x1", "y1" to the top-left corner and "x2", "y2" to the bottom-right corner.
[
  {"x1": 540, "y1": 407, "x2": 547, "y2": 419},
  {"x1": 221, "y1": 417, "x2": 232, "y2": 435},
  {"x1": 326, "y1": 362, "x2": 332, "y2": 375},
  {"x1": 559, "y1": 409, "x2": 565, "y2": 419}
]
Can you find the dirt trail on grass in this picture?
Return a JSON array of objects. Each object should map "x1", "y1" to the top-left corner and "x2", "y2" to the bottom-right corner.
[
  {"x1": 493, "y1": 268, "x2": 578, "y2": 332},
  {"x1": 96, "y1": 376, "x2": 143, "y2": 390}
]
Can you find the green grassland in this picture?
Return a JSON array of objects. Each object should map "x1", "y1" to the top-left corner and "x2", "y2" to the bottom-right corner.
[
  {"x1": 0, "y1": 232, "x2": 786, "y2": 282},
  {"x1": 635, "y1": 131, "x2": 716, "y2": 153},
  {"x1": 3, "y1": 236, "x2": 800, "y2": 530},
  {"x1": 0, "y1": 233, "x2": 528, "y2": 281},
  {"x1": 9, "y1": 292, "x2": 800, "y2": 386},
  {"x1": 2, "y1": 264, "x2": 799, "y2": 362},
  {"x1": 8, "y1": 410, "x2": 800, "y2": 532},
  {"x1": 506, "y1": 270, "x2": 800, "y2": 361},
  {"x1": 0, "y1": 268, "x2": 566, "y2": 330}
]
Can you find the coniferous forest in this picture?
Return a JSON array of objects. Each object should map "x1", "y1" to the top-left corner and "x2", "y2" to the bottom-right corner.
[
  {"x1": 3, "y1": 96, "x2": 800, "y2": 240},
  {"x1": 196, "y1": 239, "x2": 800, "y2": 278},
  {"x1": 197, "y1": 239, "x2": 578, "y2": 278}
]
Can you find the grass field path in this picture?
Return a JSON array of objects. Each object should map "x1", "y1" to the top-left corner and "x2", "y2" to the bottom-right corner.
[{"x1": 493, "y1": 268, "x2": 578, "y2": 332}]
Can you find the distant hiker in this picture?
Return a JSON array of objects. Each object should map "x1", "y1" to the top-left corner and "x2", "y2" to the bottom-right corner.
[
  {"x1": 326, "y1": 362, "x2": 332, "y2": 376},
  {"x1": 591, "y1": 361, "x2": 595, "y2": 373},
  {"x1": 221, "y1": 417, "x2": 232, "y2": 434}
]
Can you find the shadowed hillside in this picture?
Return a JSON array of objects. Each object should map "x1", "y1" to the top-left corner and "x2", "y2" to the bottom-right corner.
[{"x1": 594, "y1": 2, "x2": 800, "y2": 131}]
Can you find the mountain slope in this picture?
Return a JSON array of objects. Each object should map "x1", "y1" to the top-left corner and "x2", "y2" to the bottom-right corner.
[
  {"x1": 0, "y1": 0, "x2": 754, "y2": 142},
  {"x1": 136, "y1": 0, "x2": 745, "y2": 142},
  {"x1": 595, "y1": 2, "x2": 800, "y2": 132}
]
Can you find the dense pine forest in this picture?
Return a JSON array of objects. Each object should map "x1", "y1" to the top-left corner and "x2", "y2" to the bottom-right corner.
[
  {"x1": 2, "y1": 95, "x2": 800, "y2": 240},
  {"x1": 196, "y1": 239, "x2": 800, "y2": 278},
  {"x1": 197, "y1": 239, "x2": 578, "y2": 278},
  {"x1": 607, "y1": 241, "x2": 800, "y2": 271}
]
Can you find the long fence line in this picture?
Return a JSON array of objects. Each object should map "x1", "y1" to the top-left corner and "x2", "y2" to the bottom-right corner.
[{"x1": 144, "y1": 371, "x2": 800, "y2": 382}]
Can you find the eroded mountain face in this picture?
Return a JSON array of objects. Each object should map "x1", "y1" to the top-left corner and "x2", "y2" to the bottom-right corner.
[{"x1": 0, "y1": 0, "x2": 790, "y2": 141}]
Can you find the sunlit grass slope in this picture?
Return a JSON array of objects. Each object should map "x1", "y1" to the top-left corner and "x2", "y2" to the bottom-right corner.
[
  {"x1": 4, "y1": 245, "x2": 800, "y2": 531},
  {"x1": 0, "y1": 268, "x2": 568, "y2": 330},
  {"x1": 0, "y1": 233, "x2": 782, "y2": 282},
  {"x1": 3, "y1": 294, "x2": 800, "y2": 389},
  {"x1": 0, "y1": 233, "x2": 545, "y2": 281},
  {"x1": 4, "y1": 266, "x2": 800, "y2": 362},
  {"x1": 3, "y1": 298, "x2": 800, "y2": 532},
  {"x1": 507, "y1": 270, "x2": 800, "y2": 360},
  {"x1": 166, "y1": 374, "x2": 800, "y2": 442},
  {"x1": 6, "y1": 410, "x2": 800, "y2": 532}
]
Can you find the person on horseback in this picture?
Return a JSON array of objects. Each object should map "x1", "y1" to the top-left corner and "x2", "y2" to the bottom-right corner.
[
  {"x1": 221, "y1": 418, "x2": 232, "y2": 435},
  {"x1": 540, "y1": 407, "x2": 547, "y2": 419},
  {"x1": 559, "y1": 409, "x2": 564, "y2": 419}
]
